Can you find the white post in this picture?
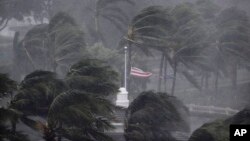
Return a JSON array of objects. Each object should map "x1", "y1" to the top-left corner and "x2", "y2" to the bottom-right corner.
[
  {"x1": 124, "y1": 46, "x2": 127, "y2": 89},
  {"x1": 115, "y1": 46, "x2": 129, "y2": 108}
]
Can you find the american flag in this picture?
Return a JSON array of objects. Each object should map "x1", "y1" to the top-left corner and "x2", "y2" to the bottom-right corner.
[{"x1": 130, "y1": 67, "x2": 152, "y2": 78}]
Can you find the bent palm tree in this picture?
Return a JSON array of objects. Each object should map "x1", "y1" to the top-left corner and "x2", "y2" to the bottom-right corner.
[
  {"x1": 50, "y1": 59, "x2": 119, "y2": 140},
  {"x1": 123, "y1": 6, "x2": 174, "y2": 92},
  {"x1": 216, "y1": 7, "x2": 250, "y2": 89},
  {"x1": 12, "y1": 71, "x2": 66, "y2": 115},
  {"x1": 48, "y1": 89, "x2": 115, "y2": 141},
  {"x1": 125, "y1": 91, "x2": 190, "y2": 141},
  {"x1": 11, "y1": 71, "x2": 66, "y2": 141},
  {"x1": 0, "y1": 74, "x2": 29, "y2": 141},
  {"x1": 66, "y1": 58, "x2": 119, "y2": 97},
  {"x1": 14, "y1": 12, "x2": 86, "y2": 77},
  {"x1": 168, "y1": 2, "x2": 209, "y2": 95},
  {"x1": 0, "y1": 73, "x2": 16, "y2": 97},
  {"x1": 0, "y1": 108, "x2": 30, "y2": 141},
  {"x1": 12, "y1": 59, "x2": 119, "y2": 141},
  {"x1": 85, "y1": 0, "x2": 135, "y2": 43}
]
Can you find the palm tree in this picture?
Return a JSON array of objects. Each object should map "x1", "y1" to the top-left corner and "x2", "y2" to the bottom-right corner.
[
  {"x1": 48, "y1": 12, "x2": 86, "y2": 73},
  {"x1": 168, "y1": 2, "x2": 209, "y2": 95},
  {"x1": 0, "y1": 74, "x2": 29, "y2": 141},
  {"x1": 194, "y1": 0, "x2": 224, "y2": 93},
  {"x1": 66, "y1": 58, "x2": 120, "y2": 97},
  {"x1": 86, "y1": 0, "x2": 135, "y2": 44},
  {"x1": 12, "y1": 71, "x2": 66, "y2": 116},
  {"x1": 53, "y1": 59, "x2": 119, "y2": 140},
  {"x1": 123, "y1": 6, "x2": 174, "y2": 92},
  {"x1": 48, "y1": 90, "x2": 115, "y2": 141},
  {"x1": 0, "y1": 108, "x2": 30, "y2": 141},
  {"x1": 13, "y1": 12, "x2": 86, "y2": 78},
  {"x1": 123, "y1": 4, "x2": 209, "y2": 95},
  {"x1": 0, "y1": 0, "x2": 48, "y2": 31},
  {"x1": 195, "y1": 0, "x2": 219, "y2": 21},
  {"x1": 11, "y1": 71, "x2": 66, "y2": 141},
  {"x1": 189, "y1": 108, "x2": 250, "y2": 141},
  {"x1": 198, "y1": 44, "x2": 228, "y2": 94},
  {"x1": 216, "y1": 7, "x2": 250, "y2": 89},
  {"x1": 124, "y1": 91, "x2": 190, "y2": 141},
  {"x1": 12, "y1": 58, "x2": 119, "y2": 141},
  {"x1": 0, "y1": 73, "x2": 16, "y2": 97},
  {"x1": 86, "y1": 42, "x2": 123, "y2": 66}
]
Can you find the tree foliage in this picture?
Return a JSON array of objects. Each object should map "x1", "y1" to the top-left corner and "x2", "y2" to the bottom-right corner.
[
  {"x1": 125, "y1": 91, "x2": 190, "y2": 141},
  {"x1": 0, "y1": 74, "x2": 28, "y2": 141},
  {"x1": 0, "y1": 73, "x2": 16, "y2": 97},
  {"x1": 216, "y1": 7, "x2": 250, "y2": 63},
  {"x1": 13, "y1": 12, "x2": 86, "y2": 78},
  {"x1": 189, "y1": 108, "x2": 250, "y2": 141},
  {"x1": 0, "y1": 108, "x2": 30, "y2": 141},
  {"x1": 12, "y1": 70, "x2": 66, "y2": 116},
  {"x1": 0, "y1": 0, "x2": 51, "y2": 31},
  {"x1": 216, "y1": 7, "x2": 250, "y2": 88},
  {"x1": 66, "y1": 58, "x2": 119, "y2": 97},
  {"x1": 86, "y1": 42, "x2": 123, "y2": 68},
  {"x1": 10, "y1": 58, "x2": 119, "y2": 141},
  {"x1": 124, "y1": 6, "x2": 173, "y2": 54},
  {"x1": 89, "y1": 0, "x2": 135, "y2": 43}
]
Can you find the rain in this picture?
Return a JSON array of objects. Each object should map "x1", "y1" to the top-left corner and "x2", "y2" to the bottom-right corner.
[{"x1": 1, "y1": 0, "x2": 250, "y2": 141}]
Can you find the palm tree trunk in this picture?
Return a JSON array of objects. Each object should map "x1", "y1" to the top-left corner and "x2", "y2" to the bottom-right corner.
[
  {"x1": 231, "y1": 62, "x2": 238, "y2": 89},
  {"x1": 94, "y1": 1, "x2": 102, "y2": 43},
  {"x1": 171, "y1": 61, "x2": 177, "y2": 96},
  {"x1": 11, "y1": 122, "x2": 16, "y2": 134},
  {"x1": 13, "y1": 32, "x2": 21, "y2": 80},
  {"x1": 215, "y1": 71, "x2": 219, "y2": 94},
  {"x1": 205, "y1": 73, "x2": 209, "y2": 89},
  {"x1": 200, "y1": 74, "x2": 204, "y2": 93},
  {"x1": 46, "y1": 0, "x2": 53, "y2": 19},
  {"x1": 43, "y1": 39, "x2": 48, "y2": 70},
  {"x1": 43, "y1": 126, "x2": 56, "y2": 141},
  {"x1": 163, "y1": 57, "x2": 168, "y2": 93},
  {"x1": 158, "y1": 54, "x2": 164, "y2": 92},
  {"x1": 94, "y1": 15, "x2": 100, "y2": 40},
  {"x1": 127, "y1": 43, "x2": 132, "y2": 93},
  {"x1": 0, "y1": 19, "x2": 9, "y2": 31},
  {"x1": 57, "y1": 122, "x2": 62, "y2": 141},
  {"x1": 23, "y1": 41, "x2": 36, "y2": 70},
  {"x1": 53, "y1": 37, "x2": 57, "y2": 72}
]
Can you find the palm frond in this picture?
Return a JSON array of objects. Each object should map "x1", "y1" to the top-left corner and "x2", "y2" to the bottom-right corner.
[
  {"x1": 0, "y1": 73, "x2": 16, "y2": 97},
  {"x1": 125, "y1": 91, "x2": 190, "y2": 140},
  {"x1": 101, "y1": 14, "x2": 126, "y2": 33}
]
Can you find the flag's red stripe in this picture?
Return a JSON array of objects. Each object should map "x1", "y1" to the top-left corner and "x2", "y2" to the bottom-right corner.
[
  {"x1": 131, "y1": 74, "x2": 152, "y2": 77},
  {"x1": 131, "y1": 72, "x2": 152, "y2": 77},
  {"x1": 131, "y1": 71, "x2": 151, "y2": 75},
  {"x1": 131, "y1": 68, "x2": 143, "y2": 73},
  {"x1": 130, "y1": 67, "x2": 152, "y2": 77},
  {"x1": 131, "y1": 72, "x2": 152, "y2": 76}
]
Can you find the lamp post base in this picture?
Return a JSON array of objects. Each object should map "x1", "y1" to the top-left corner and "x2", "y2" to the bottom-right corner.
[{"x1": 116, "y1": 87, "x2": 129, "y2": 108}]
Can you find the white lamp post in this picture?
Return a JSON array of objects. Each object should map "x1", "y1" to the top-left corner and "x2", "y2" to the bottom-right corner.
[
  {"x1": 124, "y1": 46, "x2": 127, "y2": 89},
  {"x1": 115, "y1": 46, "x2": 129, "y2": 108}
]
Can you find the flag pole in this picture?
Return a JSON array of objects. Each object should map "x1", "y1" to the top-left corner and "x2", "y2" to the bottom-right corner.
[
  {"x1": 115, "y1": 46, "x2": 129, "y2": 108},
  {"x1": 124, "y1": 46, "x2": 127, "y2": 89}
]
